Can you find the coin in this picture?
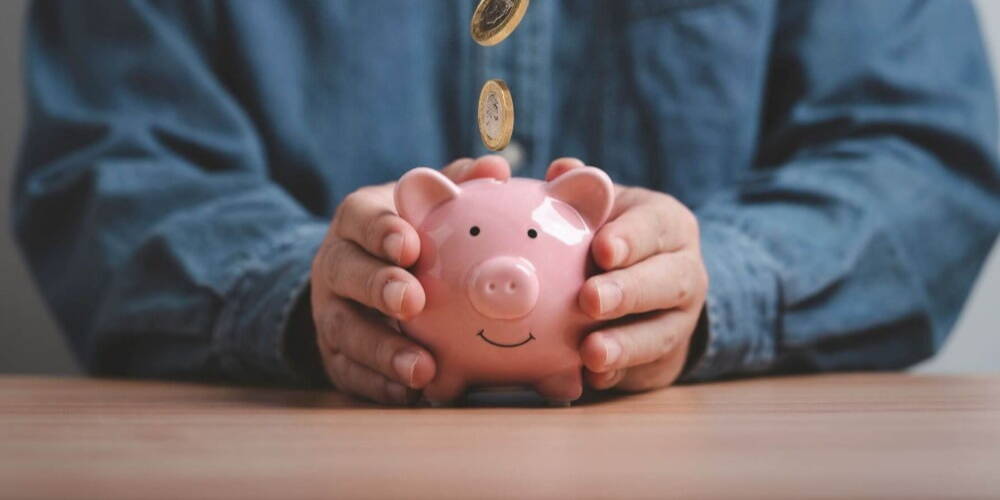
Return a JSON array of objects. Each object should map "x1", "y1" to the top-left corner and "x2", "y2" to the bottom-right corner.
[
  {"x1": 478, "y1": 79, "x2": 515, "y2": 151},
  {"x1": 470, "y1": 0, "x2": 530, "y2": 47}
]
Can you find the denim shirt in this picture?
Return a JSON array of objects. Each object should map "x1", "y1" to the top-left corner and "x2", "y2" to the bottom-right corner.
[{"x1": 14, "y1": 0, "x2": 1000, "y2": 386}]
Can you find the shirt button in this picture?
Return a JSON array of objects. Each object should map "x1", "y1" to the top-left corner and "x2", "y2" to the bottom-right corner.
[{"x1": 499, "y1": 140, "x2": 525, "y2": 173}]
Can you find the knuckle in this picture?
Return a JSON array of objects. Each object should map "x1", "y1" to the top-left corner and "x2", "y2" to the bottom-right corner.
[
  {"x1": 688, "y1": 212, "x2": 701, "y2": 238},
  {"x1": 322, "y1": 354, "x2": 341, "y2": 389},
  {"x1": 615, "y1": 376, "x2": 641, "y2": 392},
  {"x1": 677, "y1": 206, "x2": 699, "y2": 236},
  {"x1": 620, "y1": 373, "x2": 657, "y2": 392},
  {"x1": 657, "y1": 329, "x2": 679, "y2": 357},
  {"x1": 373, "y1": 336, "x2": 399, "y2": 374},
  {"x1": 363, "y1": 215, "x2": 382, "y2": 252},
  {"x1": 638, "y1": 376, "x2": 661, "y2": 392},
  {"x1": 613, "y1": 332, "x2": 635, "y2": 368},
  {"x1": 376, "y1": 376, "x2": 394, "y2": 403},
  {"x1": 673, "y1": 255, "x2": 699, "y2": 303},
  {"x1": 364, "y1": 212, "x2": 398, "y2": 254},
  {"x1": 605, "y1": 369, "x2": 626, "y2": 389},
  {"x1": 311, "y1": 235, "x2": 332, "y2": 278},
  {"x1": 330, "y1": 353, "x2": 351, "y2": 382},
  {"x1": 675, "y1": 275, "x2": 691, "y2": 304},
  {"x1": 655, "y1": 230, "x2": 673, "y2": 253},
  {"x1": 323, "y1": 240, "x2": 351, "y2": 291},
  {"x1": 326, "y1": 374, "x2": 347, "y2": 393},
  {"x1": 322, "y1": 303, "x2": 351, "y2": 351},
  {"x1": 365, "y1": 266, "x2": 393, "y2": 310},
  {"x1": 315, "y1": 311, "x2": 334, "y2": 347},
  {"x1": 650, "y1": 367, "x2": 678, "y2": 390},
  {"x1": 649, "y1": 190, "x2": 676, "y2": 213},
  {"x1": 633, "y1": 186, "x2": 658, "y2": 201},
  {"x1": 698, "y1": 265, "x2": 709, "y2": 297},
  {"x1": 593, "y1": 372, "x2": 614, "y2": 390},
  {"x1": 660, "y1": 192, "x2": 682, "y2": 209},
  {"x1": 334, "y1": 190, "x2": 364, "y2": 224},
  {"x1": 621, "y1": 273, "x2": 645, "y2": 312},
  {"x1": 336, "y1": 187, "x2": 383, "y2": 231},
  {"x1": 616, "y1": 231, "x2": 638, "y2": 259}
]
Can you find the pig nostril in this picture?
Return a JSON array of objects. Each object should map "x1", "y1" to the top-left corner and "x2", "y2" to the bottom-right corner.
[{"x1": 467, "y1": 256, "x2": 539, "y2": 319}]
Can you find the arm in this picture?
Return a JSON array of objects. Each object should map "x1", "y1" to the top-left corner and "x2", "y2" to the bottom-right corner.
[
  {"x1": 14, "y1": 0, "x2": 326, "y2": 385},
  {"x1": 683, "y1": 0, "x2": 1000, "y2": 380}
]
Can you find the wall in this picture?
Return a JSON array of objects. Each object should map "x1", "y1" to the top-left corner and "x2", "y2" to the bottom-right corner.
[
  {"x1": 0, "y1": 1, "x2": 996, "y2": 375},
  {"x1": 0, "y1": 0, "x2": 76, "y2": 374}
]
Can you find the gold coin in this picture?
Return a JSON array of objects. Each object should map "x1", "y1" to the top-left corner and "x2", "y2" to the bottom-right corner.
[
  {"x1": 478, "y1": 79, "x2": 515, "y2": 151},
  {"x1": 470, "y1": 0, "x2": 530, "y2": 47}
]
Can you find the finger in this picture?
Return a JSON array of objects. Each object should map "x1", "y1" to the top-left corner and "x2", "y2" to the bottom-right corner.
[
  {"x1": 584, "y1": 368, "x2": 626, "y2": 391},
  {"x1": 579, "y1": 251, "x2": 706, "y2": 319},
  {"x1": 544, "y1": 157, "x2": 585, "y2": 181},
  {"x1": 439, "y1": 157, "x2": 475, "y2": 178},
  {"x1": 324, "y1": 352, "x2": 419, "y2": 405},
  {"x1": 317, "y1": 300, "x2": 436, "y2": 389},
  {"x1": 580, "y1": 309, "x2": 694, "y2": 373},
  {"x1": 616, "y1": 338, "x2": 690, "y2": 392},
  {"x1": 590, "y1": 193, "x2": 698, "y2": 270},
  {"x1": 442, "y1": 155, "x2": 512, "y2": 183},
  {"x1": 334, "y1": 186, "x2": 421, "y2": 267},
  {"x1": 322, "y1": 239, "x2": 425, "y2": 319}
]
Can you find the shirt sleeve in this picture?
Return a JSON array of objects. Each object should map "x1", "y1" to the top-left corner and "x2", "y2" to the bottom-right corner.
[
  {"x1": 14, "y1": 0, "x2": 327, "y2": 385},
  {"x1": 681, "y1": 0, "x2": 1000, "y2": 381}
]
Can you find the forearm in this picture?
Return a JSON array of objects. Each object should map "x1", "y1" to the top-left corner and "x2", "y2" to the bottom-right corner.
[
  {"x1": 14, "y1": 0, "x2": 329, "y2": 385},
  {"x1": 681, "y1": 0, "x2": 1000, "y2": 380},
  {"x1": 684, "y1": 140, "x2": 999, "y2": 381}
]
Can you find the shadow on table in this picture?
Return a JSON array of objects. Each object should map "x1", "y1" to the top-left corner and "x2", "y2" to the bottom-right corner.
[{"x1": 217, "y1": 383, "x2": 628, "y2": 410}]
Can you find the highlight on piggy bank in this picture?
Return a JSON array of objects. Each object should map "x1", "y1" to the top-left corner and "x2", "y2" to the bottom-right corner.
[{"x1": 393, "y1": 166, "x2": 614, "y2": 405}]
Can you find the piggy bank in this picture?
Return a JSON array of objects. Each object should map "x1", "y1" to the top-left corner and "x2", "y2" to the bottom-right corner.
[{"x1": 393, "y1": 166, "x2": 614, "y2": 404}]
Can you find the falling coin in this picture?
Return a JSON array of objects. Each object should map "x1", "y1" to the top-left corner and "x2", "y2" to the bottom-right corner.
[
  {"x1": 470, "y1": 0, "x2": 530, "y2": 47},
  {"x1": 478, "y1": 79, "x2": 515, "y2": 151}
]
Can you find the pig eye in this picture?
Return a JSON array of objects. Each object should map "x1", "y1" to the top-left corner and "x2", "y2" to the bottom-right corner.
[
  {"x1": 527, "y1": 228, "x2": 538, "y2": 239},
  {"x1": 470, "y1": 226, "x2": 481, "y2": 236}
]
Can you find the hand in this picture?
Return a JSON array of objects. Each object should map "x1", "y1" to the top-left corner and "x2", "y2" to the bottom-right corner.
[
  {"x1": 546, "y1": 158, "x2": 708, "y2": 392},
  {"x1": 311, "y1": 156, "x2": 512, "y2": 404}
]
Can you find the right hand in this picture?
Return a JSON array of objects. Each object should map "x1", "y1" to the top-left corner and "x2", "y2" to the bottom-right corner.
[{"x1": 310, "y1": 156, "x2": 511, "y2": 404}]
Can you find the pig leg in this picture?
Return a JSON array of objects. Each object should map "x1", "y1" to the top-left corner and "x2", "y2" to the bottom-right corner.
[
  {"x1": 422, "y1": 373, "x2": 468, "y2": 406},
  {"x1": 533, "y1": 369, "x2": 583, "y2": 405}
]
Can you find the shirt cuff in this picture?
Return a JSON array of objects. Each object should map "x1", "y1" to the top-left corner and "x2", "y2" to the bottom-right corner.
[
  {"x1": 680, "y1": 219, "x2": 782, "y2": 382},
  {"x1": 213, "y1": 221, "x2": 327, "y2": 386}
]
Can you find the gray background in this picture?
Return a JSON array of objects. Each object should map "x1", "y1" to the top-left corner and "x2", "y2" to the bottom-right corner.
[{"x1": 1, "y1": 1, "x2": 997, "y2": 375}]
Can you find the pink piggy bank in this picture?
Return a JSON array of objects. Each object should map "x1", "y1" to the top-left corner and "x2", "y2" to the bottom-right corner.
[{"x1": 393, "y1": 166, "x2": 615, "y2": 404}]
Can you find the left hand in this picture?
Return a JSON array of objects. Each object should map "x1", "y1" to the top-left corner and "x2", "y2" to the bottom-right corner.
[{"x1": 546, "y1": 158, "x2": 709, "y2": 392}]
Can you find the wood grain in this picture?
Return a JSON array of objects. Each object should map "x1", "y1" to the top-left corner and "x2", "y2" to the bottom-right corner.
[{"x1": 1, "y1": 374, "x2": 998, "y2": 499}]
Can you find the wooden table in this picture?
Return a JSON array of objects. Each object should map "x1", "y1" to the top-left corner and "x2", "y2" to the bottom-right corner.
[{"x1": 1, "y1": 374, "x2": 998, "y2": 499}]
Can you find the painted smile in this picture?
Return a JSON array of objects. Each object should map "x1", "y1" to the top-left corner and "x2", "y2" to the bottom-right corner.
[{"x1": 476, "y1": 329, "x2": 535, "y2": 348}]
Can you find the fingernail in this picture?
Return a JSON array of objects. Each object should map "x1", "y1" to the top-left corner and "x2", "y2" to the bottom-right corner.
[
  {"x1": 383, "y1": 233, "x2": 404, "y2": 264},
  {"x1": 609, "y1": 237, "x2": 628, "y2": 267},
  {"x1": 459, "y1": 158, "x2": 475, "y2": 175},
  {"x1": 596, "y1": 281, "x2": 623, "y2": 315},
  {"x1": 393, "y1": 349, "x2": 420, "y2": 387},
  {"x1": 602, "y1": 337, "x2": 622, "y2": 369},
  {"x1": 386, "y1": 382, "x2": 409, "y2": 404},
  {"x1": 382, "y1": 280, "x2": 408, "y2": 315}
]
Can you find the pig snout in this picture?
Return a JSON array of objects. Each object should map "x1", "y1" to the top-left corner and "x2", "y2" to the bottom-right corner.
[{"x1": 467, "y1": 256, "x2": 539, "y2": 319}]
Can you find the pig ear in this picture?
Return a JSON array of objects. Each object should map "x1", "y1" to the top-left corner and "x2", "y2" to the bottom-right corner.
[
  {"x1": 545, "y1": 167, "x2": 614, "y2": 230},
  {"x1": 394, "y1": 167, "x2": 462, "y2": 226}
]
